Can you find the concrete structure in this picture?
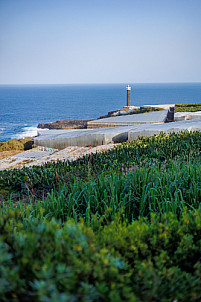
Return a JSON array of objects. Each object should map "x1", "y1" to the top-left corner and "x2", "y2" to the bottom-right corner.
[
  {"x1": 34, "y1": 127, "x2": 131, "y2": 149},
  {"x1": 32, "y1": 117, "x2": 201, "y2": 149},
  {"x1": 3, "y1": 118, "x2": 201, "y2": 171},
  {"x1": 0, "y1": 148, "x2": 55, "y2": 171},
  {"x1": 128, "y1": 118, "x2": 201, "y2": 140},
  {"x1": 174, "y1": 111, "x2": 201, "y2": 121},
  {"x1": 0, "y1": 144, "x2": 116, "y2": 170},
  {"x1": 87, "y1": 110, "x2": 168, "y2": 128}
]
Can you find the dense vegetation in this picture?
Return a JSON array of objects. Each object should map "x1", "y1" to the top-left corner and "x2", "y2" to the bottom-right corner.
[
  {"x1": 175, "y1": 103, "x2": 201, "y2": 112},
  {"x1": 0, "y1": 137, "x2": 33, "y2": 152},
  {"x1": 0, "y1": 131, "x2": 201, "y2": 301},
  {"x1": 115, "y1": 106, "x2": 164, "y2": 116}
]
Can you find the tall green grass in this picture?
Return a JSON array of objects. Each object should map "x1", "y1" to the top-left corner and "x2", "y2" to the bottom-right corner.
[
  {"x1": 1, "y1": 131, "x2": 201, "y2": 225},
  {"x1": 1, "y1": 131, "x2": 201, "y2": 201},
  {"x1": 2, "y1": 158, "x2": 201, "y2": 225}
]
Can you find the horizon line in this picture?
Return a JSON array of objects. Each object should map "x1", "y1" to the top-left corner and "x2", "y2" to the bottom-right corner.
[{"x1": 0, "y1": 81, "x2": 201, "y2": 86}]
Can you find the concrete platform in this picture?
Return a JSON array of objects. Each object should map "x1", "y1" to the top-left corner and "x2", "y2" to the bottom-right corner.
[
  {"x1": 0, "y1": 148, "x2": 56, "y2": 171},
  {"x1": 87, "y1": 110, "x2": 168, "y2": 128},
  {"x1": 14, "y1": 150, "x2": 53, "y2": 160},
  {"x1": 33, "y1": 118, "x2": 201, "y2": 149},
  {"x1": 128, "y1": 118, "x2": 201, "y2": 140},
  {"x1": 0, "y1": 144, "x2": 116, "y2": 170},
  {"x1": 175, "y1": 111, "x2": 201, "y2": 121}
]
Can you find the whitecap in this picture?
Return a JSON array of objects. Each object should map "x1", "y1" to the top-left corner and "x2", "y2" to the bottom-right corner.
[
  {"x1": 12, "y1": 126, "x2": 49, "y2": 139},
  {"x1": 13, "y1": 127, "x2": 39, "y2": 139}
]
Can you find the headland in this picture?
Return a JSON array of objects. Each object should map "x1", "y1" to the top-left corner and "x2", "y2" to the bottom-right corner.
[{"x1": 1, "y1": 102, "x2": 201, "y2": 170}]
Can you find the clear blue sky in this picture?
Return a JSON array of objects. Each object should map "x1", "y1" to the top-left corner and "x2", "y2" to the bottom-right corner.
[{"x1": 0, "y1": 0, "x2": 201, "y2": 84}]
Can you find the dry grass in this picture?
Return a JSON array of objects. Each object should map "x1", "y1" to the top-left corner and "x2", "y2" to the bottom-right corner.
[
  {"x1": 0, "y1": 137, "x2": 33, "y2": 152},
  {"x1": 0, "y1": 137, "x2": 33, "y2": 160}
]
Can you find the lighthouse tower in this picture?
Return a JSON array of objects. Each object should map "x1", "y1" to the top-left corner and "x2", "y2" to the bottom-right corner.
[{"x1": 126, "y1": 85, "x2": 131, "y2": 107}]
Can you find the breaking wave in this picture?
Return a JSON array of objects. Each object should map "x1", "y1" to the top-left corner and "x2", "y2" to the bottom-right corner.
[{"x1": 13, "y1": 127, "x2": 39, "y2": 139}]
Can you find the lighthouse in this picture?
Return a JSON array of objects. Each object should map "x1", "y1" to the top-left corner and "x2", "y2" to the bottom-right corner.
[{"x1": 126, "y1": 85, "x2": 131, "y2": 107}]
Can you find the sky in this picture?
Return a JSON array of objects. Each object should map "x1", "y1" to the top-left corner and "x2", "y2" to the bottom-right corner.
[{"x1": 0, "y1": 0, "x2": 201, "y2": 84}]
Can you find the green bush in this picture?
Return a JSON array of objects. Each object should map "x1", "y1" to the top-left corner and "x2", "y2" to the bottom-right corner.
[
  {"x1": 175, "y1": 103, "x2": 201, "y2": 112},
  {"x1": 0, "y1": 208, "x2": 200, "y2": 301},
  {"x1": 115, "y1": 106, "x2": 164, "y2": 116},
  {"x1": 0, "y1": 137, "x2": 33, "y2": 152}
]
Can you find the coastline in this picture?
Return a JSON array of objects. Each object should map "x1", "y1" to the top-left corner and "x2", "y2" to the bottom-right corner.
[
  {"x1": 1, "y1": 83, "x2": 201, "y2": 142},
  {"x1": 1, "y1": 102, "x2": 201, "y2": 153}
]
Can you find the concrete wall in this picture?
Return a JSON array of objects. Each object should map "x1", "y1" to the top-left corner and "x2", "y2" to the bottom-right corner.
[
  {"x1": 34, "y1": 127, "x2": 130, "y2": 149},
  {"x1": 34, "y1": 118, "x2": 201, "y2": 149}
]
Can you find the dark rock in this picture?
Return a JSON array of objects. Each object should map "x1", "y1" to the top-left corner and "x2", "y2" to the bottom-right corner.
[{"x1": 38, "y1": 120, "x2": 91, "y2": 130}]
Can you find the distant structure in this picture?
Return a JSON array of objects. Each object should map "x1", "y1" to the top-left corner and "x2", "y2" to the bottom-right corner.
[{"x1": 126, "y1": 85, "x2": 131, "y2": 107}]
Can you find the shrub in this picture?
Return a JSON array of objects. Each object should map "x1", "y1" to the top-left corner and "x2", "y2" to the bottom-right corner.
[
  {"x1": 0, "y1": 208, "x2": 200, "y2": 301},
  {"x1": 0, "y1": 137, "x2": 33, "y2": 152},
  {"x1": 175, "y1": 103, "x2": 201, "y2": 112}
]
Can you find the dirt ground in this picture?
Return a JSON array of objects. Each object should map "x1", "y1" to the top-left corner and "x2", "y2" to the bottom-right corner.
[{"x1": 0, "y1": 150, "x2": 23, "y2": 160}]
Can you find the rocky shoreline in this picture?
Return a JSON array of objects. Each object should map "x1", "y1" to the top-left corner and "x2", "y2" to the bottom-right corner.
[
  {"x1": 37, "y1": 106, "x2": 174, "y2": 130},
  {"x1": 38, "y1": 119, "x2": 91, "y2": 130},
  {"x1": 37, "y1": 111, "x2": 118, "y2": 130}
]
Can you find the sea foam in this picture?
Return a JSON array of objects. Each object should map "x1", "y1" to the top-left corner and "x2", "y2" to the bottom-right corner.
[{"x1": 13, "y1": 126, "x2": 39, "y2": 139}]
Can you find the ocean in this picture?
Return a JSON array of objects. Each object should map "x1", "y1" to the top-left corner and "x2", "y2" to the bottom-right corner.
[{"x1": 0, "y1": 83, "x2": 201, "y2": 142}]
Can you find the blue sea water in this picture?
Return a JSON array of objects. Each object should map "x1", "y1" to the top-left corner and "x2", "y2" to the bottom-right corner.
[{"x1": 0, "y1": 83, "x2": 201, "y2": 142}]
